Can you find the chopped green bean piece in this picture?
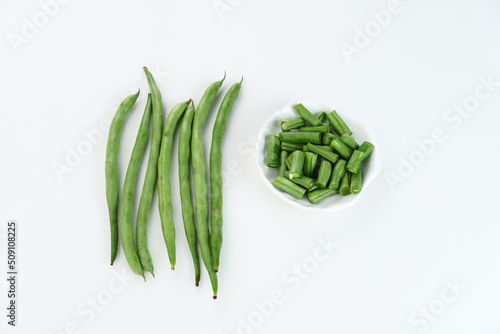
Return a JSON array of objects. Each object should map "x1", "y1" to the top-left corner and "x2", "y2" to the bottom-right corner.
[
  {"x1": 279, "y1": 131, "x2": 322, "y2": 144},
  {"x1": 340, "y1": 134, "x2": 359, "y2": 150},
  {"x1": 289, "y1": 151, "x2": 305, "y2": 179},
  {"x1": 272, "y1": 176, "x2": 306, "y2": 199},
  {"x1": 358, "y1": 141, "x2": 375, "y2": 161},
  {"x1": 322, "y1": 133, "x2": 336, "y2": 146},
  {"x1": 308, "y1": 183, "x2": 320, "y2": 192},
  {"x1": 329, "y1": 159, "x2": 346, "y2": 189},
  {"x1": 281, "y1": 117, "x2": 306, "y2": 131},
  {"x1": 299, "y1": 124, "x2": 329, "y2": 133},
  {"x1": 285, "y1": 153, "x2": 292, "y2": 170},
  {"x1": 316, "y1": 160, "x2": 332, "y2": 188},
  {"x1": 307, "y1": 188, "x2": 337, "y2": 204},
  {"x1": 294, "y1": 103, "x2": 322, "y2": 126},
  {"x1": 350, "y1": 170, "x2": 362, "y2": 194},
  {"x1": 281, "y1": 141, "x2": 303, "y2": 152},
  {"x1": 303, "y1": 145, "x2": 332, "y2": 152},
  {"x1": 326, "y1": 111, "x2": 345, "y2": 136},
  {"x1": 306, "y1": 143, "x2": 339, "y2": 164},
  {"x1": 346, "y1": 150, "x2": 365, "y2": 174},
  {"x1": 327, "y1": 110, "x2": 352, "y2": 136},
  {"x1": 330, "y1": 137, "x2": 353, "y2": 160},
  {"x1": 278, "y1": 151, "x2": 288, "y2": 177},
  {"x1": 303, "y1": 152, "x2": 318, "y2": 177},
  {"x1": 339, "y1": 172, "x2": 351, "y2": 196},
  {"x1": 267, "y1": 135, "x2": 280, "y2": 167},
  {"x1": 286, "y1": 172, "x2": 315, "y2": 189},
  {"x1": 317, "y1": 111, "x2": 327, "y2": 122}
]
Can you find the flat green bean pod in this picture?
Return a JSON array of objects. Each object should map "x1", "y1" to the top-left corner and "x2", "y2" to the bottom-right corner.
[
  {"x1": 210, "y1": 78, "x2": 243, "y2": 273},
  {"x1": 136, "y1": 67, "x2": 163, "y2": 276},
  {"x1": 158, "y1": 99, "x2": 190, "y2": 270},
  {"x1": 192, "y1": 74, "x2": 225, "y2": 299},
  {"x1": 178, "y1": 103, "x2": 201, "y2": 286},
  {"x1": 105, "y1": 90, "x2": 140, "y2": 265},
  {"x1": 120, "y1": 94, "x2": 152, "y2": 280}
]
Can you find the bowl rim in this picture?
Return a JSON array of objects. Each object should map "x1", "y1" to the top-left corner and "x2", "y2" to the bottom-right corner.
[{"x1": 255, "y1": 100, "x2": 382, "y2": 212}]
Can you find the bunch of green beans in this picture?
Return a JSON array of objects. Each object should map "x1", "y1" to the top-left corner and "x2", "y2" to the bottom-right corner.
[
  {"x1": 267, "y1": 103, "x2": 375, "y2": 204},
  {"x1": 104, "y1": 68, "x2": 242, "y2": 299}
]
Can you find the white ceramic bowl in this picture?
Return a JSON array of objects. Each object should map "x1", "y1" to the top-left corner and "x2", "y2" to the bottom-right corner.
[{"x1": 256, "y1": 100, "x2": 381, "y2": 212}]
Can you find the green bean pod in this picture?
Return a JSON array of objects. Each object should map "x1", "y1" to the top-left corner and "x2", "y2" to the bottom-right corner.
[
  {"x1": 210, "y1": 79, "x2": 242, "y2": 273},
  {"x1": 105, "y1": 90, "x2": 140, "y2": 265},
  {"x1": 158, "y1": 100, "x2": 190, "y2": 270},
  {"x1": 178, "y1": 103, "x2": 201, "y2": 286},
  {"x1": 192, "y1": 74, "x2": 225, "y2": 299},
  {"x1": 136, "y1": 67, "x2": 164, "y2": 276},
  {"x1": 120, "y1": 94, "x2": 151, "y2": 279}
]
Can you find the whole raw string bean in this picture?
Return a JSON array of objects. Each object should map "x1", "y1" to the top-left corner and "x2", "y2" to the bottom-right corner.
[
  {"x1": 178, "y1": 103, "x2": 201, "y2": 286},
  {"x1": 136, "y1": 67, "x2": 163, "y2": 276},
  {"x1": 158, "y1": 100, "x2": 190, "y2": 270},
  {"x1": 210, "y1": 78, "x2": 243, "y2": 273},
  {"x1": 105, "y1": 90, "x2": 140, "y2": 265},
  {"x1": 120, "y1": 94, "x2": 151, "y2": 279},
  {"x1": 192, "y1": 74, "x2": 225, "y2": 299}
]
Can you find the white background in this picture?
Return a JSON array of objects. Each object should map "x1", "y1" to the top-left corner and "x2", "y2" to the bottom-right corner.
[{"x1": 1, "y1": 0, "x2": 500, "y2": 333}]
